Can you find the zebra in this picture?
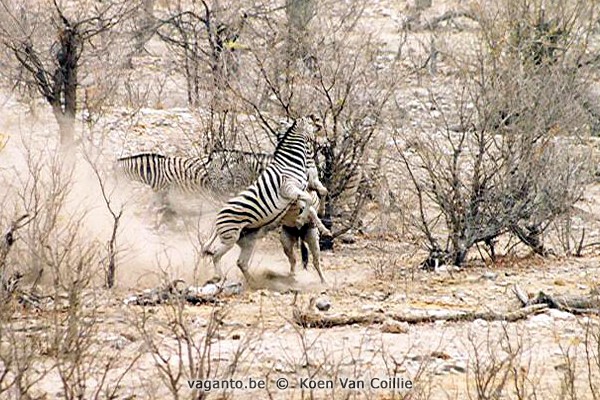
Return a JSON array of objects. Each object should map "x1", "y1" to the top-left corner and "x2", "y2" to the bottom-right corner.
[
  {"x1": 116, "y1": 153, "x2": 212, "y2": 221},
  {"x1": 116, "y1": 153, "x2": 211, "y2": 194},
  {"x1": 279, "y1": 189, "x2": 327, "y2": 283},
  {"x1": 202, "y1": 116, "x2": 328, "y2": 282}
]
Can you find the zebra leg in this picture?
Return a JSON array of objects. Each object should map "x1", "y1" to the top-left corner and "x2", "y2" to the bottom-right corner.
[
  {"x1": 307, "y1": 165, "x2": 328, "y2": 197},
  {"x1": 300, "y1": 241, "x2": 309, "y2": 270},
  {"x1": 208, "y1": 239, "x2": 236, "y2": 282},
  {"x1": 280, "y1": 181, "x2": 314, "y2": 225},
  {"x1": 304, "y1": 227, "x2": 326, "y2": 284},
  {"x1": 236, "y1": 230, "x2": 261, "y2": 283},
  {"x1": 155, "y1": 190, "x2": 177, "y2": 227},
  {"x1": 280, "y1": 228, "x2": 299, "y2": 277},
  {"x1": 306, "y1": 206, "x2": 331, "y2": 237}
]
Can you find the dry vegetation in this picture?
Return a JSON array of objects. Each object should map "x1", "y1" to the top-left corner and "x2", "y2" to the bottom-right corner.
[{"x1": 1, "y1": 0, "x2": 600, "y2": 398}]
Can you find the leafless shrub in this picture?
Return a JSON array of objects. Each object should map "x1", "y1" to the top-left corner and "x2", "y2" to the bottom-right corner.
[
  {"x1": 583, "y1": 319, "x2": 600, "y2": 400},
  {"x1": 556, "y1": 334, "x2": 581, "y2": 400},
  {"x1": 466, "y1": 325, "x2": 512, "y2": 400},
  {"x1": 0, "y1": 139, "x2": 141, "y2": 398},
  {"x1": 397, "y1": 0, "x2": 597, "y2": 266},
  {"x1": 155, "y1": 0, "x2": 246, "y2": 108},
  {"x1": 464, "y1": 323, "x2": 542, "y2": 400},
  {"x1": 132, "y1": 291, "x2": 257, "y2": 400},
  {"x1": 380, "y1": 340, "x2": 436, "y2": 400},
  {"x1": 0, "y1": 0, "x2": 139, "y2": 149}
]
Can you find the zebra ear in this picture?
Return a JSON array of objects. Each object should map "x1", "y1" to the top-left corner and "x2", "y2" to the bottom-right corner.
[
  {"x1": 308, "y1": 114, "x2": 323, "y2": 131},
  {"x1": 275, "y1": 118, "x2": 295, "y2": 142}
]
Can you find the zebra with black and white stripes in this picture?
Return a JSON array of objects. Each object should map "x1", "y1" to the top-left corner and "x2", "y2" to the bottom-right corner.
[
  {"x1": 202, "y1": 116, "x2": 329, "y2": 282},
  {"x1": 116, "y1": 153, "x2": 210, "y2": 195}
]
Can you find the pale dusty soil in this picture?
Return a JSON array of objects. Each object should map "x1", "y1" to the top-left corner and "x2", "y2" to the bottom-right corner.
[{"x1": 2, "y1": 1, "x2": 600, "y2": 399}]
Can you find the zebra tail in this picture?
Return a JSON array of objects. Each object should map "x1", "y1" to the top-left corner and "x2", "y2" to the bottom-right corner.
[
  {"x1": 300, "y1": 241, "x2": 309, "y2": 269},
  {"x1": 202, "y1": 229, "x2": 218, "y2": 256}
]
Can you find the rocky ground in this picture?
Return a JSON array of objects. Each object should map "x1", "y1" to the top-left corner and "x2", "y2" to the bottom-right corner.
[{"x1": 2, "y1": 0, "x2": 600, "y2": 399}]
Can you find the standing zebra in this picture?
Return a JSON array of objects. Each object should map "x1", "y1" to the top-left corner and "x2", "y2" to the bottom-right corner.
[{"x1": 202, "y1": 116, "x2": 327, "y2": 282}]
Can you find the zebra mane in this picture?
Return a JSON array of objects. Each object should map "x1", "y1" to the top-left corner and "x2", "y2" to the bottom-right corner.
[
  {"x1": 118, "y1": 152, "x2": 167, "y2": 161},
  {"x1": 273, "y1": 119, "x2": 298, "y2": 153}
]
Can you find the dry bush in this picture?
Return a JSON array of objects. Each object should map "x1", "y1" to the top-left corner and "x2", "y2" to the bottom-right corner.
[
  {"x1": 466, "y1": 324, "x2": 541, "y2": 400},
  {"x1": 0, "y1": 0, "x2": 140, "y2": 148},
  {"x1": 0, "y1": 141, "x2": 136, "y2": 399},
  {"x1": 583, "y1": 319, "x2": 600, "y2": 400},
  {"x1": 397, "y1": 0, "x2": 597, "y2": 266},
  {"x1": 131, "y1": 295, "x2": 257, "y2": 400},
  {"x1": 224, "y1": 0, "x2": 399, "y2": 246},
  {"x1": 555, "y1": 318, "x2": 600, "y2": 400}
]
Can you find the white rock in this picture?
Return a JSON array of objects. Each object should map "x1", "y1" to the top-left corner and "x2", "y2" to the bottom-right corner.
[
  {"x1": 472, "y1": 318, "x2": 488, "y2": 328},
  {"x1": 529, "y1": 313, "x2": 554, "y2": 327},
  {"x1": 548, "y1": 309, "x2": 576, "y2": 320},
  {"x1": 200, "y1": 284, "x2": 219, "y2": 296},
  {"x1": 315, "y1": 298, "x2": 332, "y2": 312},
  {"x1": 482, "y1": 271, "x2": 498, "y2": 280}
]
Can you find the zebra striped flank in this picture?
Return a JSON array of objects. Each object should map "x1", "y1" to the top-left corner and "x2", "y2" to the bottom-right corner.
[{"x1": 117, "y1": 152, "x2": 210, "y2": 194}]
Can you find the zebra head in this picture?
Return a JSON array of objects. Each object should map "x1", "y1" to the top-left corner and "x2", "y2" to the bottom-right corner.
[{"x1": 276, "y1": 115, "x2": 321, "y2": 142}]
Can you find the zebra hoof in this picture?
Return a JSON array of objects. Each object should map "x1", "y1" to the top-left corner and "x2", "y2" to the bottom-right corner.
[{"x1": 206, "y1": 275, "x2": 222, "y2": 285}]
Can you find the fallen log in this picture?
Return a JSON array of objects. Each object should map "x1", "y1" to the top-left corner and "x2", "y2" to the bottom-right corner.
[
  {"x1": 512, "y1": 284, "x2": 600, "y2": 315},
  {"x1": 386, "y1": 304, "x2": 548, "y2": 324},
  {"x1": 293, "y1": 308, "x2": 386, "y2": 328},
  {"x1": 293, "y1": 304, "x2": 548, "y2": 328}
]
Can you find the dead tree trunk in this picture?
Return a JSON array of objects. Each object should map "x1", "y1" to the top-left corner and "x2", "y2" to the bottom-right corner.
[
  {"x1": 319, "y1": 144, "x2": 335, "y2": 250},
  {"x1": 10, "y1": 18, "x2": 81, "y2": 150},
  {"x1": 285, "y1": 0, "x2": 316, "y2": 71}
]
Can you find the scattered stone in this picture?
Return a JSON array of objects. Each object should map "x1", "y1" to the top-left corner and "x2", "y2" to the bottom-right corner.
[
  {"x1": 381, "y1": 319, "x2": 409, "y2": 334},
  {"x1": 340, "y1": 234, "x2": 356, "y2": 244},
  {"x1": 554, "y1": 278, "x2": 567, "y2": 286},
  {"x1": 472, "y1": 318, "x2": 488, "y2": 328},
  {"x1": 223, "y1": 282, "x2": 243, "y2": 296},
  {"x1": 439, "y1": 362, "x2": 467, "y2": 374},
  {"x1": 99, "y1": 332, "x2": 131, "y2": 350},
  {"x1": 274, "y1": 361, "x2": 295, "y2": 373},
  {"x1": 361, "y1": 304, "x2": 383, "y2": 313},
  {"x1": 125, "y1": 279, "x2": 243, "y2": 307},
  {"x1": 200, "y1": 284, "x2": 219, "y2": 296},
  {"x1": 123, "y1": 295, "x2": 138, "y2": 305},
  {"x1": 453, "y1": 291, "x2": 468, "y2": 301},
  {"x1": 435, "y1": 264, "x2": 460, "y2": 274},
  {"x1": 481, "y1": 271, "x2": 498, "y2": 281},
  {"x1": 529, "y1": 313, "x2": 554, "y2": 327},
  {"x1": 548, "y1": 309, "x2": 576, "y2": 320},
  {"x1": 431, "y1": 351, "x2": 451, "y2": 360},
  {"x1": 315, "y1": 298, "x2": 332, "y2": 312}
]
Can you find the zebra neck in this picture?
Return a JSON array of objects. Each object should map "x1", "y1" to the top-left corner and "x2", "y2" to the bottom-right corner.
[{"x1": 273, "y1": 140, "x2": 308, "y2": 166}]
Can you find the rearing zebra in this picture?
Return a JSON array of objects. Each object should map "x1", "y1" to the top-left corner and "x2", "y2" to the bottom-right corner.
[{"x1": 203, "y1": 116, "x2": 327, "y2": 282}]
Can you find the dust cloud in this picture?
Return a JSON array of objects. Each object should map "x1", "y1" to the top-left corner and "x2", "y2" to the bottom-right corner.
[{"x1": 0, "y1": 99, "x2": 321, "y2": 293}]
